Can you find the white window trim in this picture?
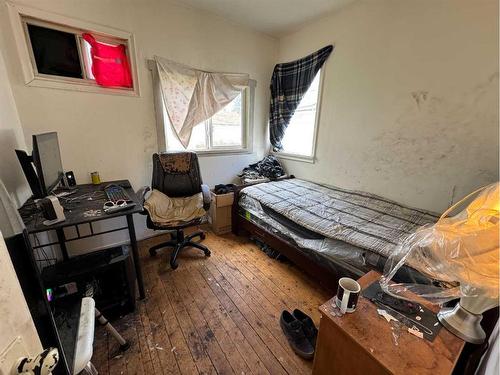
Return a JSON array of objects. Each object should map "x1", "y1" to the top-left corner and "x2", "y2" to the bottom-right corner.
[
  {"x1": 148, "y1": 59, "x2": 255, "y2": 157},
  {"x1": 7, "y1": 3, "x2": 140, "y2": 96},
  {"x1": 272, "y1": 68, "x2": 326, "y2": 164}
]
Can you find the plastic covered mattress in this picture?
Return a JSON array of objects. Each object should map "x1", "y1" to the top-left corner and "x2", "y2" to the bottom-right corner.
[{"x1": 239, "y1": 194, "x2": 432, "y2": 284}]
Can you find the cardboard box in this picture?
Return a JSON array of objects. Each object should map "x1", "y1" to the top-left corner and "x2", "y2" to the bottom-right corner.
[{"x1": 209, "y1": 191, "x2": 234, "y2": 234}]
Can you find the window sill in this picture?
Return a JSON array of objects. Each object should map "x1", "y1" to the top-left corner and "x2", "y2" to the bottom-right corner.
[
  {"x1": 26, "y1": 76, "x2": 140, "y2": 96},
  {"x1": 273, "y1": 152, "x2": 315, "y2": 164},
  {"x1": 192, "y1": 149, "x2": 253, "y2": 157}
]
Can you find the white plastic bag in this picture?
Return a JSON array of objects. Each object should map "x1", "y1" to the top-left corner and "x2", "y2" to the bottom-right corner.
[{"x1": 380, "y1": 183, "x2": 499, "y2": 304}]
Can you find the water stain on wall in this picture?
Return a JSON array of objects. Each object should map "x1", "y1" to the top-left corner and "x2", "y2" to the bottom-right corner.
[
  {"x1": 366, "y1": 72, "x2": 498, "y2": 205},
  {"x1": 370, "y1": 72, "x2": 498, "y2": 175}
]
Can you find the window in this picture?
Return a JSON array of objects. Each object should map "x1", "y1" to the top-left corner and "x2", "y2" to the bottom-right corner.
[
  {"x1": 164, "y1": 89, "x2": 250, "y2": 153},
  {"x1": 22, "y1": 18, "x2": 133, "y2": 88},
  {"x1": 277, "y1": 70, "x2": 322, "y2": 159},
  {"x1": 27, "y1": 24, "x2": 83, "y2": 79},
  {"x1": 7, "y1": 3, "x2": 139, "y2": 95}
]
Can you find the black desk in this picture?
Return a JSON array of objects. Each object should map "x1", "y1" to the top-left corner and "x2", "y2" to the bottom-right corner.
[{"x1": 19, "y1": 180, "x2": 146, "y2": 299}]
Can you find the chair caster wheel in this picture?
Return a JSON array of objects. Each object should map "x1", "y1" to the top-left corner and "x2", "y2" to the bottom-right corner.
[
  {"x1": 149, "y1": 249, "x2": 157, "y2": 257},
  {"x1": 170, "y1": 261, "x2": 178, "y2": 270},
  {"x1": 200, "y1": 232, "x2": 206, "y2": 240}
]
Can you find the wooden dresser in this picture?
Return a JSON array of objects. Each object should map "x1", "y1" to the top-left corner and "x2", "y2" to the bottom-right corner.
[{"x1": 312, "y1": 271, "x2": 465, "y2": 375}]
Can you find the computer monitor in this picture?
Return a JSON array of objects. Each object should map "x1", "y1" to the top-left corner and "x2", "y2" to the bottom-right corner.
[{"x1": 32, "y1": 132, "x2": 64, "y2": 197}]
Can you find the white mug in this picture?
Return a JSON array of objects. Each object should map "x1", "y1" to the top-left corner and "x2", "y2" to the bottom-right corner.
[{"x1": 335, "y1": 277, "x2": 361, "y2": 314}]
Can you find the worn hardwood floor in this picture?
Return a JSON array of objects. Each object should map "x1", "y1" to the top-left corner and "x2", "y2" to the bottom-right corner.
[{"x1": 92, "y1": 230, "x2": 331, "y2": 375}]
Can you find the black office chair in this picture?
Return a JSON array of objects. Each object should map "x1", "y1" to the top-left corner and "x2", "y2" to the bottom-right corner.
[{"x1": 140, "y1": 152, "x2": 211, "y2": 269}]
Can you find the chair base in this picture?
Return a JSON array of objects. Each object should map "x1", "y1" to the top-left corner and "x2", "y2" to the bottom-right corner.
[{"x1": 149, "y1": 229, "x2": 210, "y2": 269}]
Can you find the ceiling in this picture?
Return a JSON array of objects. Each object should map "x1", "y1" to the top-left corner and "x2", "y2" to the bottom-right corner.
[{"x1": 174, "y1": 0, "x2": 357, "y2": 37}]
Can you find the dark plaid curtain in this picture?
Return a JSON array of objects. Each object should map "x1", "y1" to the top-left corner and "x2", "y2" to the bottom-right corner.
[{"x1": 269, "y1": 45, "x2": 334, "y2": 151}]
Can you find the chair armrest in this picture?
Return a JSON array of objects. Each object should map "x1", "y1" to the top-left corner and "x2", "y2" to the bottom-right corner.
[
  {"x1": 201, "y1": 184, "x2": 211, "y2": 211},
  {"x1": 136, "y1": 186, "x2": 151, "y2": 214}
]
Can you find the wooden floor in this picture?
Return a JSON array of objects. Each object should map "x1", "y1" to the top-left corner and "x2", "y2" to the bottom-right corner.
[{"x1": 92, "y1": 231, "x2": 331, "y2": 375}]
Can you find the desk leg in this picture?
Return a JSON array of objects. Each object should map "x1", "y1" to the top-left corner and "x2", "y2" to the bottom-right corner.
[
  {"x1": 126, "y1": 214, "x2": 145, "y2": 299},
  {"x1": 55, "y1": 228, "x2": 69, "y2": 261}
]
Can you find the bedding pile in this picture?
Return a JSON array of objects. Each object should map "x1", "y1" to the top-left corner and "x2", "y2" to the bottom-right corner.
[
  {"x1": 238, "y1": 155, "x2": 286, "y2": 184},
  {"x1": 240, "y1": 179, "x2": 439, "y2": 258}
]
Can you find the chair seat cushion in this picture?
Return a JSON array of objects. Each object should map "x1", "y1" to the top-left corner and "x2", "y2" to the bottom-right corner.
[{"x1": 144, "y1": 189, "x2": 206, "y2": 227}]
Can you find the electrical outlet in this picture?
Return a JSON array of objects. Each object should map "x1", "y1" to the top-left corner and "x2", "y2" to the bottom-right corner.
[{"x1": 0, "y1": 337, "x2": 28, "y2": 375}]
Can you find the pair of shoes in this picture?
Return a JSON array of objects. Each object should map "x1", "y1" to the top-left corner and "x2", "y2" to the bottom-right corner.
[{"x1": 280, "y1": 309, "x2": 319, "y2": 360}]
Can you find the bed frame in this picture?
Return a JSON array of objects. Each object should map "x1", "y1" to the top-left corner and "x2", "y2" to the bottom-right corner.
[{"x1": 231, "y1": 178, "x2": 361, "y2": 292}]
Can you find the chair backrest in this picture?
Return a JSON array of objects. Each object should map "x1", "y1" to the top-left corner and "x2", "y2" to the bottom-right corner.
[{"x1": 151, "y1": 152, "x2": 203, "y2": 197}]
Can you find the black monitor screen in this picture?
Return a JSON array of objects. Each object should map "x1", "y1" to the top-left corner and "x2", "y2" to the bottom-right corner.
[{"x1": 32, "y1": 133, "x2": 64, "y2": 195}]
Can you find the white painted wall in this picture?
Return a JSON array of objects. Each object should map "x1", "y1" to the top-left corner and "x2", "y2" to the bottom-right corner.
[
  {"x1": 0, "y1": 36, "x2": 31, "y2": 207},
  {"x1": 0, "y1": 0, "x2": 277, "y2": 252},
  {"x1": 0, "y1": 41, "x2": 41, "y2": 361},
  {"x1": 276, "y1": 0, "x2": 499, "y2": 212}
]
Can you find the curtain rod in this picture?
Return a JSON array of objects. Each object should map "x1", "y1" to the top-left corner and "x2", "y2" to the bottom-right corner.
[{"x1": 146, "y1": 59, "x2": 257, "y2": 87}]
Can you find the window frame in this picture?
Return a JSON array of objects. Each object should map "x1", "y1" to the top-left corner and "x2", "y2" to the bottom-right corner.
[
  {"x1": 7, "y1": 3, "x2": 140, "y2": 96},
  {"x1": 272, "y1": 69, "x2": 325, "y2": 164},
  {"x1": 149, "y1": 58, "x2": 255, "y2": 157},
  {"x1": 164, "y1": 87, "x2": 250, "y2": 154}
]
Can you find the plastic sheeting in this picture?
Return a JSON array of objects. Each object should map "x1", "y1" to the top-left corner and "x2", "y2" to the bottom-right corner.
[
  {"x1": 381, "y1": 183, "x2": 499, "y2": 303},
  {"x1": 240, "y1": 194, "x2": 368, "y2": 265}
]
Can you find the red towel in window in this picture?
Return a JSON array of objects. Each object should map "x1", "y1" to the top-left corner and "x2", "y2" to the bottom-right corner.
[{"x1": 82, "y1": 33, "x2": 132, "y2": 88}]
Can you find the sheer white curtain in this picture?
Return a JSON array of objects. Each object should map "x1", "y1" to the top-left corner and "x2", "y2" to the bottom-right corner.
[{"x1": 154, "y1": 56, "x2": 249, "y2": 148}]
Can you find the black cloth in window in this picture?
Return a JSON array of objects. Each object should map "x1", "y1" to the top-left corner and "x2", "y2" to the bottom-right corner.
[{"x1": 27, "y1": 24, "x2": 83, "y2": 79}]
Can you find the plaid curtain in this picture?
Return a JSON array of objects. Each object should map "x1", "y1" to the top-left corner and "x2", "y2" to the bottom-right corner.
[{"x1": 269, "y1": 45, "x2": 334, "y2": 151}]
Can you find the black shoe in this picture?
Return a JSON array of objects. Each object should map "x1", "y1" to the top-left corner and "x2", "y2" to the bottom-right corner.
[
  {"x1": 293, "y1": 309, "x2": 318, "y2": 349},
  {"x1": 280, "y1": 311, "x2": 314, "y2": 360}
]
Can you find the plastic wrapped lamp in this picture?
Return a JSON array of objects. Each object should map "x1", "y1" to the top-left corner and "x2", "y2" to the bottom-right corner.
[{"x1": 381, "y1": 183, "x2": 499, "y2": 344}]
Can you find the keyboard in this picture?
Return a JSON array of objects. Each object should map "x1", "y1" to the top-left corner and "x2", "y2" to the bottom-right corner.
[
  {"x1": 103, "y1": 184, "x2": 136, "y2": 214},
  {"x1": 104, "y1": 184, "x2": 130, "y2": 202}
]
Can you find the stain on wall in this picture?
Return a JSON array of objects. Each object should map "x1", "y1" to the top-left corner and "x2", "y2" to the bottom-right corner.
[{"x1": 367, "y1": 72, "x2": 498, "y2": 205}]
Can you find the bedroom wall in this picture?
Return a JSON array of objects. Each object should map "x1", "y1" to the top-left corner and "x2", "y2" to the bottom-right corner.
[
  {"x1": 0, "y1": 37, "x2": 30, "y2": 207},
  {"x1": 0, "y1": 0, "x2": 277, "y2": 251},
  {"x1": 276, "y1": 0, "x2": 499, "y2": 213},
  {"x1": 0, "y1": 46, "x2": 41, "y2": 364}
]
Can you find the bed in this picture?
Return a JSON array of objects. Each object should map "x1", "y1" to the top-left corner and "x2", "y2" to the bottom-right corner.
[{"x1": 231, "y1": 177, "x2": 440, "y2": 290}]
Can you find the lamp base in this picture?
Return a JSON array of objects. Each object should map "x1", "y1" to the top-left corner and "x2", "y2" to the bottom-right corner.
[{"x1": 437, "y1": 303, "x2": 485, "y2": 344}]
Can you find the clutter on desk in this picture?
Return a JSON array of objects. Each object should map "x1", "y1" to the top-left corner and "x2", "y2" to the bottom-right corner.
[
  {"x1": 65, "y1": 170, "x2": 77, "y2": 186},
  {"x1": 238, "y1": 155, "x2": 287, "y2": 184},
  {"x1": 335, "y1": 277, "x2": 361, "y2": 314},
  {"x1": 83, "y1": 209, "x2": 102, "y2": 217},
  {"x1": 91, "y1": 171, "x2": 101, "y2": 185},
  {"x1": 363, "y1": 280, "x2": 441, "y2": 342},
  {"x1": 40, "y1": 195, "x2": 66, "y2": 225}
]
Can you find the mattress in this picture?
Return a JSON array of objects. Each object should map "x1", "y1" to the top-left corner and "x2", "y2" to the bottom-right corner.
[
  {"x1": 239, "y1": 194, "x2": 432, "y2": 284},
  {"x1": 240, "y1": 179, "x2": 439, "y2": 259}
]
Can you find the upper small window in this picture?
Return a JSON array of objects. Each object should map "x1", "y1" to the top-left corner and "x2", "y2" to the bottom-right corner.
[
  {"x1": 278, "y1": 70, "x2": 322, "y2": 158},
  {"x1": 22, "y1": 18, "x2": 133, "y2": 90},
  {"x1": 7, "y1": 3, "x2": 139, "y2": 95}
]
